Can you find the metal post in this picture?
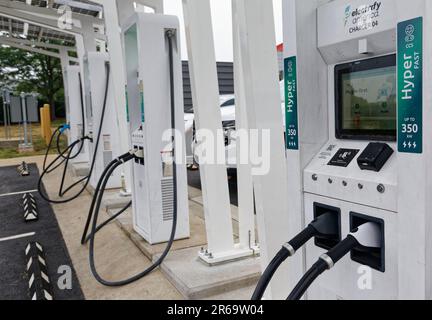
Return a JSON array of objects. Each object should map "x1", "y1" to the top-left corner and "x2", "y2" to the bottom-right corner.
[
  {"x1": 182, "y1": 0, "x2": 234, "y2": 261},
  {"x1": 2, "y1": 89, "x2": 11, "y2": 140},
  {"x1": 91, "y1": 0, "x2": 135, "y2": 195},
  {"x1": 6, "y1": 101, "x2": 10, "y2": 139},
  {"x1": 234, "y1": 0, "x2": 290, "y2": 299},
  {"x1": 232, "y1": 1, "x2": 257, "y2": 251},
  {"x1": 59, "y1": 49, "x2": 71, "y2": 126},
  {"x1": 20, "y1": 93, "x2": 28, "y2": 146},
  {"x1": 2, "y1": 92, "x2": 6, "y2": 140},
  {"x1": 183, "y1": 0, "x2": 256, "y2": 263}
]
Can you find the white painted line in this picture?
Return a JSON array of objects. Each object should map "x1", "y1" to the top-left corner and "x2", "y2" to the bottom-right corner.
[
  {"x1": 0, "y1": 190, "x2": 38, "y2": 198},
  {"x1": 0, "y1": 232, "x2": 36, "y2": 243}
]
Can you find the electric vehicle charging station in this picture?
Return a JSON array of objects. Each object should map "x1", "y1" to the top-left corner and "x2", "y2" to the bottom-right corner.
[
  {"x1": 122, "y1": 12, "x2": 190, "y2": 244},
  {"x1": 84, "y1": 52, "x2": 124, "y2": 191},
  {"x1": 65, "y1": 65, "x2": 90, "y2": 165},
  {"x1": 254, "y1": 0, "x2": 432, "y2": 300}
]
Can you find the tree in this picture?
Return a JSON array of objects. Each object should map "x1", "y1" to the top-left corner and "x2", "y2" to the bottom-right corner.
[{"x1": 0, "y1": 45, "x2": 64, "y2": 119}]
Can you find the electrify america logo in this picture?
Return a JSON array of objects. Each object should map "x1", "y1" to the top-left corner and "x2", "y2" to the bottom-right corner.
[{"x1": 344, "y1": 1, "x2": 382, "y2": 34}]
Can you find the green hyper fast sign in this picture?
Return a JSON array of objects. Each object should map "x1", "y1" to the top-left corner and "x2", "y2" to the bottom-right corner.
[
  {"x1": 285, "y1": 56, "x2": 299, "y2": 150},
  {"x1": 398, "y1": 17, "x2": 423, "y2": 154}
]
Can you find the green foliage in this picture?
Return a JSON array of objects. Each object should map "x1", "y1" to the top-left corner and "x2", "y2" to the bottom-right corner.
[
  {"x1": 0, "y1": 45, "x2": 64, "y2": 116},
  {"x1": 0, "y1": 121, "x2": 68, "y2": 159},
  {"x1": 0, "y1": 135, "x2": 67, "y2": 159}
]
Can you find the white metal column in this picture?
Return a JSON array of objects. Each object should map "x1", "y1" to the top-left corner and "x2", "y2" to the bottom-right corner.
[
  {"x1": 233, "y1": 0, "x2": 290, "y2": 299},
  {"x1": 232, "y1": 2, "x2": 257, "y2": 252},
  {"x1": 59, "y1": 49, "x2": 71, "y2": 127},
  {"x1": 183, "y1": 0, "x2": 249, "y2": 263},
  {"x1": 92, "y1": 0, "x2": 133, "y2": 194}
]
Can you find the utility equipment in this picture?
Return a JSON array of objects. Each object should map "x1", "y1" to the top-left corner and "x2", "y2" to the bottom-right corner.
[
  {"x1": 255, "y1": 0, "x2": 432, "y2": 300},
  {"x1": 81, "y1": 13, "x2": 188, "y2": 286},
  {"x1": 64, "y1": 65, "x2": 90, "y2": 165},
  {"x1": 122, "y1": 12, "x2": 190, "y2": 244},
  {"x1": 84, "y1": 52, "x2": 123, "y2": 191}
]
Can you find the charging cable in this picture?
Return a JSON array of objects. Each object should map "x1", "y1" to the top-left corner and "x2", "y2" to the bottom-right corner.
[
  {"x1": 83, "y1": 30, "x2": 180, "y2": 287},
  {"x1": 38, "y1": 63, "x2": 110, "y2": 204},
  {"x1": 287, "y1": 222, "x2": 381, "y2": 300},
  {"x1": 80, "y1": 148, "x2": 142, "y2": 245},
  {"x1": 252, "y1": 212, "x2": 339, "y2": 300}
]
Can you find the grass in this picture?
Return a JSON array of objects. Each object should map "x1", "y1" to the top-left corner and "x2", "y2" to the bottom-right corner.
[{"x1": 0, "y1": 119, "x2": 68, "y2": 159}]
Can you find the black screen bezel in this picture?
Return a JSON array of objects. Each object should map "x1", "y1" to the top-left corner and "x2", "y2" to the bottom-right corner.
[{"x1": 335, "y1": 54, "x2": 397, "y2": 142}]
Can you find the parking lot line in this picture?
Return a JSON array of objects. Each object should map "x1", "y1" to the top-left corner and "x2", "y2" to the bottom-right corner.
[
  {"x1": 0, "y1": 190, "x2": 38, "y2": 199},
  {"x1": 0, "y1": 232, "x2": 36, "y2": 243}
]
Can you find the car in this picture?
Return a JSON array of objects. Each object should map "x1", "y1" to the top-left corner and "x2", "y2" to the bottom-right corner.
[{"x1": 184, "y1": 81, "x2": 286, "y2": 169}]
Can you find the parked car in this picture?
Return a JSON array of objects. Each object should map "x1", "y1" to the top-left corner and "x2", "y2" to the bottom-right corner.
[{"x1": 184, "y1": 81, "x2": 285, "y2": 169}]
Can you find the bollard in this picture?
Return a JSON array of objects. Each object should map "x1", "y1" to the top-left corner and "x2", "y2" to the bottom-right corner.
[
  {"x1": 40, "y1": 107, "x2": 45, "y2": 139},
  {"x1": 43, "y1": 105, "x2": 52, "y2": 146}
]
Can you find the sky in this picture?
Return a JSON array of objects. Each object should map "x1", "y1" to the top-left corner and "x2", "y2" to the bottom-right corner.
[{"x1": 163, "y1": 0, "x2": 283, "y2": 62}]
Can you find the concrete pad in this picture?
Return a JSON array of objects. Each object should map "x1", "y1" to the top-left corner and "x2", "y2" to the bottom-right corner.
[
  {"x1": 100, "y1": 189, "x2": 132, "y2": 211},
  {"x1": 0, "y1": 138, "x2": 19, "y2": 148},
  {"x1": 70, "y1": 162, "x2": 90, "y2": 177},
  {"x1": 18, "y1": 144, "x2": 34, "y2": 153},
  {"x1": 157, "y1": 246, "x2": 261, "y2": 299},
  {"x1": 108, "y1": 200, "x2": 207, "y2": 261}
]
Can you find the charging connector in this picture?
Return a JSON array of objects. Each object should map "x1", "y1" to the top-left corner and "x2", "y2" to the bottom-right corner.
[
  {"x1": 131, "y1": 148, "x2": 144, "y2": 159},
  {"x1": 59, "y1": 124, "x2": 70, "y2": 134},
  {"x1": 287, "y1": 222, "x2": 382, "y2": 300},
  {"x1": 252, "y1": 212, "x2": 340, "y2": 300}
]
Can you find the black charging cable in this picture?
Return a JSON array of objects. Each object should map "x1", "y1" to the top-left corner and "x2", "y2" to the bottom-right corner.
[
  {"x1": 42, "y1": 125, "x2": 67, "y2": 174},
  {"x1": 85, "y1": 30, "x2": 180, "y2": 287},
  {"x1": 81, "y1": 152, "x2": 135, "y2": 245},
  {"x1": 252, "y1": 212, "x2": 339, "y2": 300},
  {"x1": 43, "y1": 70, "x2": 87, "y2": 173},
  {"x1": 38, "y1": 63, "x2": 110, "y2": 204},
  {"x1": 56, "y1": 74, "x2": 87, "y2": 160},
  {"x1": 287, "y1": 222, "x2": 381, "y2": 300}
]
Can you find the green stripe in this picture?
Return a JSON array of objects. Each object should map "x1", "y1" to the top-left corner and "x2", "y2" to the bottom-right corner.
[
  {"x1": 285, "y1": 56, "x2": 299, "y2": 150},
  {"x1": 397, "y1": 17, "x2": 423, "y2": 154}
]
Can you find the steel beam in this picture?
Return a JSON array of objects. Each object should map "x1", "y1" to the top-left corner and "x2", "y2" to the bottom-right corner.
[
  {"x1": 89, "y1": 0, "x2": 135, "y2": 194},
  {"x1": 232, "y1": 1, "x2": 257, "y2": 252},
  {"x1": 0, "y1": 37, "x2": 61, "y2": 58},
  {"x1": 182, "y1": 0, "x2": 242, "y2": 262},
  {"x1": 233, "y1": 0, "x2": 290, "y2": 299}
]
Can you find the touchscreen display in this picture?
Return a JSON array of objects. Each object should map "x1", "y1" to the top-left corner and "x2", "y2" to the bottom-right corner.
[{"x1": 341, "y1": 66, "x2": 396, "y2": 132}]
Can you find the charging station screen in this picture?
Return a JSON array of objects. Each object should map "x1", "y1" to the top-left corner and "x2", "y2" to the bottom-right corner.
[{"x1": 335, "y1": 55, "x2": 396, "y2": 141}]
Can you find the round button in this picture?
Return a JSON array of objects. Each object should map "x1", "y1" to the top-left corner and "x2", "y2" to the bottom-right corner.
[
  {"x1": 377, "y1": 184, "x2": 385, "y2": 194},
  {"x1": 358, "y1": 184, "x2": 364, "y2": 190},
  {"x1": 312, "y1": 174, "x2": 318, "y2": 181},
  {"x1": 342, "y1": 181, "x2": 348, "y2": 187},
  {"x1": 328, "y1": 178, "x2": 333, "y2": 184}
]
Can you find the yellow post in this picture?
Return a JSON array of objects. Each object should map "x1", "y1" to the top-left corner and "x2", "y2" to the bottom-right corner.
[
  {"x1": 43, "y1": 105, "x2": 52, "y2": 146},
  {"x1": 40, "y1": 107, "x2": 45, "y2": 139}
]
